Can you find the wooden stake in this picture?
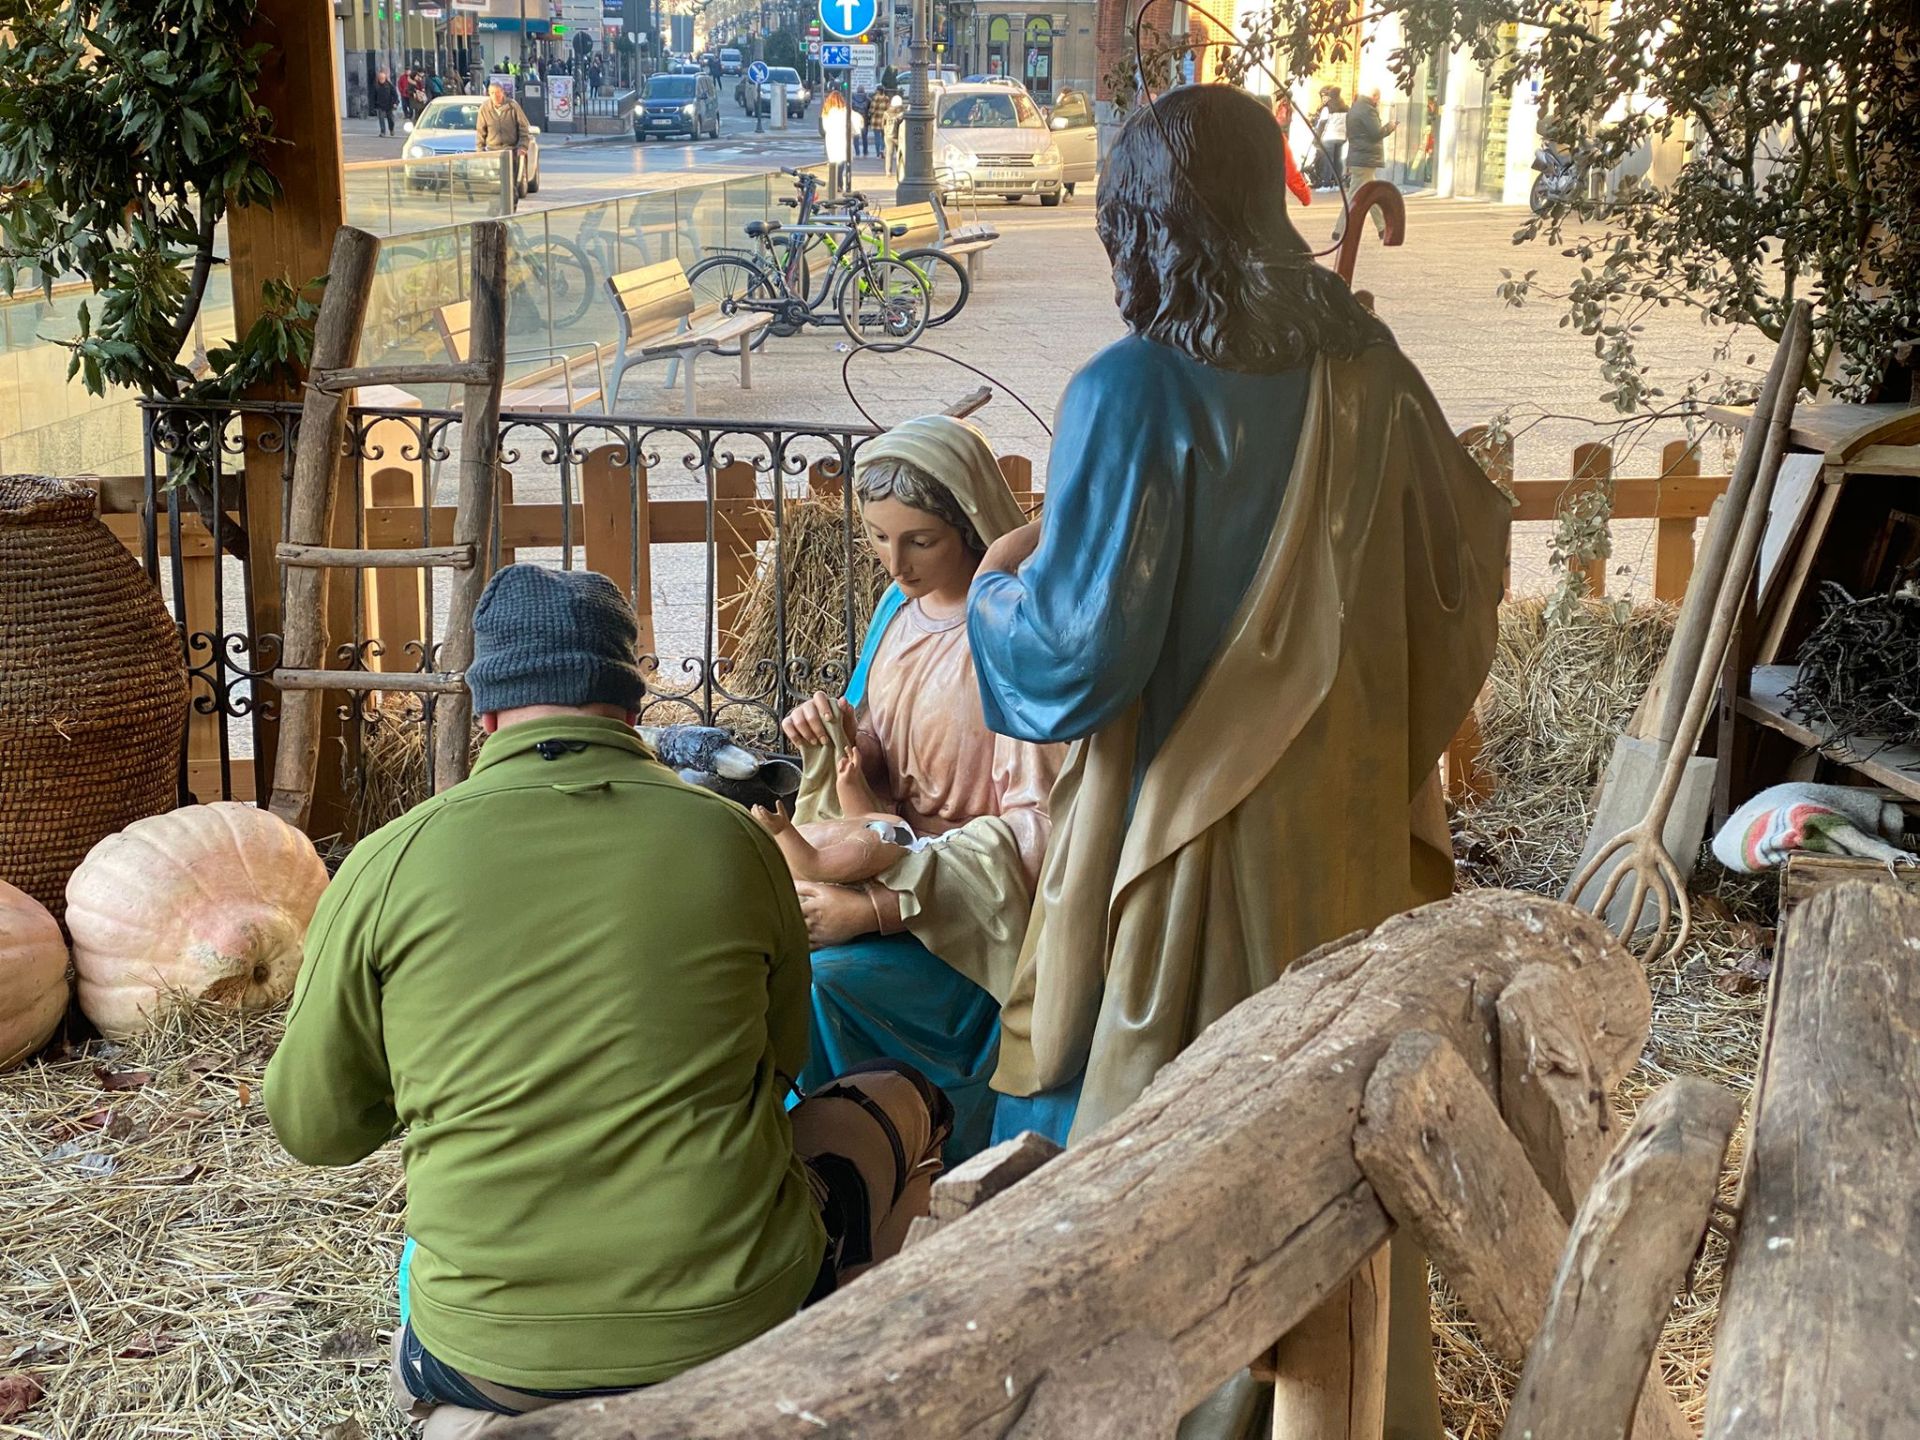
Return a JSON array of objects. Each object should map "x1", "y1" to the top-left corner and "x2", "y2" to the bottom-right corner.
[
  {"x1": 1701, "y1": 884, "x2": 1920, "y2": 1440},
  {"x1": 1353, "y1": 1030, "x2": 1692, "y2": 1440},
  {"x1": 431, "y1": 219, "x2": 507, "y2": 793},
  {"x1": 1267, "y1": 1247, "x2": 1389, "y2": 1440},
  {"x1": 1504, "y1": 1078, "x2": 1739, "y2": 1440},
  {"x1": 267, "y1": 225, "x2": 382, "y2": 830},
  {"x1": 1497, "y1": 965, "x2": 1613, "y2": 1219}
]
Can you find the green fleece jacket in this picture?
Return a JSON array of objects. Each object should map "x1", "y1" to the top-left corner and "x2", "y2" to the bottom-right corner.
[{"x1": 264, "y1": 715, "x2": 823, "y2": 1389}]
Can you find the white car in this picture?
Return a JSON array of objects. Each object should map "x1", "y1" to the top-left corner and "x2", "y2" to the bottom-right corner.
[
  {"x1": 933, "y1": 83, "x2": 1064, "y2": 205},
  {"x1": 403, "y1": 96, "x2": 542, "y2": 196},
  {"x1": 1045, "y1": 88, "x2": 1099, "y2": 196}
]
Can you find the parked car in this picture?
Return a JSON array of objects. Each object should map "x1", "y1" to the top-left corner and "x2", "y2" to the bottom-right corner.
[
  {"x1": 933, "y1": 83, "x2": 1063, "y2": 205},
  {"x1": 962, "y1": 75, "x2": 1025, "y2": 88},
  {"x1": 1046, "y1": 88, "x2": 1098, "y2": 195},
  {"x1": 744, "y1": 66, "x2": 810, "y2": 118},
  {"x1": 636, "y1": 71, "x2": 721, "y2": 140},
  {"x1": 404, "y1": 96, "x2": 542, "y2": 195},
  {"x1": 720, "y1": 47, "x2": 744, "y2": 75}
]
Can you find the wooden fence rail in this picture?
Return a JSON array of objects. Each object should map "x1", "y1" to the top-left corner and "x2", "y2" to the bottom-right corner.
[{"x1": 491, "y1": 889, "x2": 1654, "y2": 1440}]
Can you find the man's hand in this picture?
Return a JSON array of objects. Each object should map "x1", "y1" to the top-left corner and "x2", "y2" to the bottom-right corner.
[
  {"x1": 795, "y1": 881, "x2": 878, "y2": 947},
  {"x1": 978, "y1": 520, "x2": 1042, "y2": 577}
]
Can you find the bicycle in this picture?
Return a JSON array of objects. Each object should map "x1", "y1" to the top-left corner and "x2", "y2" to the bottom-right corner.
[
  {"x1": 684, "y1": 201, "x2": 932, "y2": 349},
  {"x1": 771, "y1": 168, "x2": 971, "y2": 328}
]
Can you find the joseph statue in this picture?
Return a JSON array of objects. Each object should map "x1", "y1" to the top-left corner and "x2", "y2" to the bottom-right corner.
[{"x1": 965, "y1": 85, "x2": 1511, "y2": 1437}]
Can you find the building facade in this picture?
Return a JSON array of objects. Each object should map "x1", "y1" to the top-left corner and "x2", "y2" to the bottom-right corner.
[{"x1": 946, "y1": 1, "x2": 1096, "y2": 102}]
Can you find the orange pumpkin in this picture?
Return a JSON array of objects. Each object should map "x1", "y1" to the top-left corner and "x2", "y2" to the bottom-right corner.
[
  {"x1": 0, "y1": 879, "x2": 70, "y2": 1069},
  {"x1": 65, "y1": 804, "x2": 329, "y2": 1038}
]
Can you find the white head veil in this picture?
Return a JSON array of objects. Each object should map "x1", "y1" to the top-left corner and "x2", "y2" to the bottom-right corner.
[{"x1": 852, "y1": 415, "x2": 1028, "y2": 547}]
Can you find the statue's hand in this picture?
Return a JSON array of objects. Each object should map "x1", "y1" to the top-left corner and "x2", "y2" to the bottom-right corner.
[
  {"x1": 796, "y1": 881, "x2": 877, "y2": 947},
  {"x1": 780, "y1": 690, "x2": 856, "y2": 752},
  {"x1": 978, "y1": 521, "x2": 1042, "y2": 576}
]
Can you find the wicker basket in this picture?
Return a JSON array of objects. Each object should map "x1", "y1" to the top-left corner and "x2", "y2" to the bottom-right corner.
[{"x1": 0, "y1": 476, "x2": 187, "y2": 922}]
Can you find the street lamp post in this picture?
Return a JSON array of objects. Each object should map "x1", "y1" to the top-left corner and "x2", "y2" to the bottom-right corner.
[{"x1": 895, "y1": 0, "x2": 935, "y2": 202}]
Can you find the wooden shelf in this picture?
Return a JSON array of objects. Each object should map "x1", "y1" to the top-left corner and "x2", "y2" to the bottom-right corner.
[
  {"x1": 1703, "y1": 400, "x2": 1920, "y2": 458},
  {"x1": 1738, "y1": 665, "x2": 1920, "y2": 803}
]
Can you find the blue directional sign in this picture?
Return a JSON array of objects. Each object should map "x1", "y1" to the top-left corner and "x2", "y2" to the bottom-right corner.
[
  {"x1": 821, "y1": 41, "x2": 852, "y2": 68},
  {"x1": 818, "y1": 0, "x2": 876, "y2": 40},
  {"x1": 746, "y1": 60, "x2": 770, "y2": 85}
]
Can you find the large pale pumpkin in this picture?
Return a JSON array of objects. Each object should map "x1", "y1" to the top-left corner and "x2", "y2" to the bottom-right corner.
[
  {"x1": 0, "y1": 879, "x2": 70, "y2": 1069},
  {"x1": 65, "y1": 804, "x2": 330, "y2": 1038}
]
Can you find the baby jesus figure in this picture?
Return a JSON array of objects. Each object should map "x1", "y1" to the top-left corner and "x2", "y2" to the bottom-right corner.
[{"x1": 753, "y1": 748, "x2": 921, "y2": 885}]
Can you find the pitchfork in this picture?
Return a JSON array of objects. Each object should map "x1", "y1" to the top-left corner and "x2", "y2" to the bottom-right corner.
[{"x1": 1567, "y1": 301, "x2": 1813, "y2": 961}]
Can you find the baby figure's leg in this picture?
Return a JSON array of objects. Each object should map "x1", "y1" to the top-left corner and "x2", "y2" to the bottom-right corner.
[{"x1": 834, "y1": 744, "x2": 889, "y2": 822}]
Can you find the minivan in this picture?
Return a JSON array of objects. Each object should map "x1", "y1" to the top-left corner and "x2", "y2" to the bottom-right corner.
[
  {"x1": 636, "y1": 71, "x2": 720, "y2": 140},
  {"x1": 720, "y1": 47, "x2": 744, "y2": 75}
]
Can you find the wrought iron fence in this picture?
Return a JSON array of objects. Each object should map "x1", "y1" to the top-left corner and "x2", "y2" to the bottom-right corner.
[{"x1": 137, "y1": 397, "x2": 892, "y2": 829}]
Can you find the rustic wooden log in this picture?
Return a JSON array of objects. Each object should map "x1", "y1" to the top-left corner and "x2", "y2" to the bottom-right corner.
[
  {"x1": 1497, "y1": 965, "x2": 1614, "y2": 1218},
  {"x1": 311, "y1": 359, "x2": 495, "y2": 391},
  {"x1": 1701, "y1": 883, "x2": 1920, "y2": 1440},
  {"x1": 267, "y1": 224, "x2": 382, "y2": 831},
  {"x1": 907, "y1": 1130, "x2": 1064, "y2": 1249},
  {"x1": 1354, "y1": 1030, "x2": 1691, "y2": 1440},
  {"x1": 270, "y1": 668, "x2": 466, "y2": 694},
  {"x1": 432, "y1": 219, "x2": 507, "y2": 793},
  {"x1": 1777, "y1": 852, "x2": 1920, "y2": 915},
  {"x1": 1504, "y1": 1077, "x2": 1740, "y2": 1440},
  {"x1": 1002, "y1": 1332, "x2": 1184, "y2": 1440},
  {"x1": 275, "y1": 543, "x2": 475, "y2": 570},
  {"x1": 494, "y1": 891, "x2": 1650, "y2": 1440}
]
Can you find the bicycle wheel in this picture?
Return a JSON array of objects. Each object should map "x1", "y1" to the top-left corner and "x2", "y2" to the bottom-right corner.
[
  {"x1": 837, "y1": 257, "x2": 929, "y2": 346},
  {"x1": 898, "y1": 247, "x2": 970, "y2": 328},
  {"x1": 684, "y1": 254, "x2": 778, "y2": 354},
  {"x1": 525, "y1": 235, "x2": 596, "y2": 330}
]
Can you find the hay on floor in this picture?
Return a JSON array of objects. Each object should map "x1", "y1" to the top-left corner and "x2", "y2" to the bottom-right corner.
[{"x1": 0, "y1": 1005, "x2": 407, "y2": 1439}]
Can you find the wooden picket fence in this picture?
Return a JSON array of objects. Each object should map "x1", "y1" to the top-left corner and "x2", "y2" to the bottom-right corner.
[{"x1": 112, "y1": 431, "x2": 1723, "y2": 807}]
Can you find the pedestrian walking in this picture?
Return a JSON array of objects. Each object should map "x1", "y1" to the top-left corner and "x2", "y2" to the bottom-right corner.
[
  {"x1": 1311, "y1": 86, "x2": 1347, "y2": 189},
  {"x1": 370, "y1": 68, "x2": 399, "y2": 137},
  {"x1": 852, "y1": 86, "x2": 873, "y2": 157},
  {"x1": 1334, "y1": 88, "x2": 1397, "y2": 241},
  {"x1": 885, "y1": 93, "x2": 906, "y2": 177},
  {"x1": 477, "y1": 81, "x2": 534, "y2": 201},
  {"x1": 1273, "y1": 96, "x2": 1312, "y2": 206}
]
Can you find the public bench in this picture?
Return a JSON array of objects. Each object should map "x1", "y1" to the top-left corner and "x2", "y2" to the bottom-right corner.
[
  {"x1": 604, "y1": 258, "x2": 772, "y2": 414},
  {"x1": 434, "y1": 301, "x2": 605, "y2": 414},
  {"x1": 878, "y1": 197, "x2": 998, "y2": 281}
]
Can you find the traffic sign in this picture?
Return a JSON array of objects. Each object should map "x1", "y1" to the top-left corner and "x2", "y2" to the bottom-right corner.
[
  {"x1": 746, "y1": 60, "x2": 770, "y2": 84},
  {"x1": 821, "y1": 41, "x2": 851, "y2": 67},
  {"x1": 850, "y1": 42, "x2": 878, "y2": 66},
  {"x1": 818, "y1": 0, "x2": 876, "y2": 40}
]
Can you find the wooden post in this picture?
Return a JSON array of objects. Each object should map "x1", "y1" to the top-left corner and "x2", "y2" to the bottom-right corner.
[
  {"x1": 180, "y1": 548, "x2": 224, "y2": 799},
  {"x1": 365, "y1": 468, "x2": 427, "y2": 672},
  {"x1": 1569, "y1": 442, "x2": 1612, "y2": 600},
  {"x1": 1504, "y1": 1078, "x2": 1740, "y2": 1440},
  {"x1": 432, "y1": 220, "x2": 507, "y2": 792},
  {"x1": 1353, "y1": 1030, "x2": 1692, "y2": 1440},
  {"x1": 267, "y1": 227, "x2": 382, "y2": 831},
  {"x1": 489, "y1": 891, "x2": 1653, "y2": 1440},
  {"x1": 230, "y1": 0, "x2": 349, "y2": 825},
  {"x1": 1266, "y1": 1248, "x2": 1389, "y2": 1440},
  {"x1": 579, "y1": 443, "x2": 656, "y2": 656},
  {"x1": 1701, "y1": 884, "x2": 1920, "y2": 1440},
  {"x1": 1652, "y1": 440, "x2": 1702, "y2": 604}
]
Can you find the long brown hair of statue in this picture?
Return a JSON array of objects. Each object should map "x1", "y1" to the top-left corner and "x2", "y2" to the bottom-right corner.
[{"x1": 1097, "y1": 84, "x2": 1391, "y2": 374}]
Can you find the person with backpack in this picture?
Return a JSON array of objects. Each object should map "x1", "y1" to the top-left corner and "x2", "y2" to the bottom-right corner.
[{"x1": 1311, "y1": 85, "x2": 1348, "y2": 189}]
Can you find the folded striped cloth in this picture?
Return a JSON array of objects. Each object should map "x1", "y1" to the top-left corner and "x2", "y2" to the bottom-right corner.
[{"x1": 1712, "y1": 782, "x2": 1916, "y2": 874}]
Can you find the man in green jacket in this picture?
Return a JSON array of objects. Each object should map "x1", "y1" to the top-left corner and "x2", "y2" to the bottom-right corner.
[{"x1": 266, "y1": 565, "x2": 950, "y2": 1435}]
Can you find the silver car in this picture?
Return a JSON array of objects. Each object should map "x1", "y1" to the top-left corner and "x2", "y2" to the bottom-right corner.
[
  {"x1": 403, "y1": 96, "x2": 542, "y2": 196},
  {"x1": 934, "y1": 83, "x2": 1063, "y2": 206}
]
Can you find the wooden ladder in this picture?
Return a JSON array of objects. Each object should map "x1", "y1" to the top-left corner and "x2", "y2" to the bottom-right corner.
[{"x1": 268, "y1": 221, "x2": 510, "y2": 832}]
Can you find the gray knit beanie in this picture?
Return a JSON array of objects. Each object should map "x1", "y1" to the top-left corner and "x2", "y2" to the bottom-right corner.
[{"x1": 466, "y1": 564, "x2": 646, "y2": 715}]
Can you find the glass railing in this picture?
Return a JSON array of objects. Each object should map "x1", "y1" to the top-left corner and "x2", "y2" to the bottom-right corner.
[
  {"x1": 0, "y1": 165, "x2": 820, "y2": 478},
  {"x1": 343, "y1": 152, "x2": 517, "y2": 234}
]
